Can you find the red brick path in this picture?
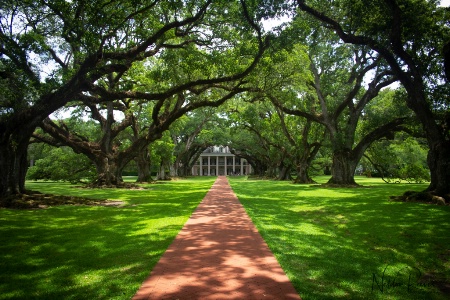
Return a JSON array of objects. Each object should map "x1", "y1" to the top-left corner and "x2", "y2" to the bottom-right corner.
[{"x1": 133, "y1": 176, "x2": 301, "y2": 300}]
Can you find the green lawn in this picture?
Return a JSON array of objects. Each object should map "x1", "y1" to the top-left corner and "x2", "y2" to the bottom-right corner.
[
  {"x1": 0, "y1": 177, "x2": 216, "y2": 300},
  {"x1": 228, "y1": 176, "x2": 450, "y2": 300},
  {"x1": 2, "y1": 176, "x2": 449, "y2": 300}
]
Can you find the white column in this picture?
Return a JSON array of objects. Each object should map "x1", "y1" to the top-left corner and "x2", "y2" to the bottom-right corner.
[
  {"x1": 225, "y1": 156, "x2": 227, "y2": 175},
  {"x1": 199, "y1": 157, "x2": 203, "y2": 176},
  {"x1": 240, "y1": 158, "x2": 244, "y2": 175},
  {"x1": 208, "y1": 156, "x2": 211, "y2": 176},
  {"x1": 232, "y1": 156, "x2": 236, "y2": 175},
  {"x1": 216, "y1": 155, "x2": 219, "y2": 176}
]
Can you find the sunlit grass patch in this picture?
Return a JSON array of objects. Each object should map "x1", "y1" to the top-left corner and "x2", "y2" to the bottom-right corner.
[
  {"x1": 0, "y1": 177, "x2": 216, "y2": 300},
  {"x1": 228, "y1": 176, "x2": 450, "y2": 300}
]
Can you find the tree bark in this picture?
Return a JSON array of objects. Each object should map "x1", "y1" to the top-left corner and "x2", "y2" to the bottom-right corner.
[
  {"x1": 328, "y1": 150, "x2": 358, "y2": 185},
  {"x1": 0, "y1": 140, "x2": 28, "y2": 198},
  {"x1": 250, "y1": 161, "x2": 267, "y2": 177},
  {"x1": 93, "y1": 157, "x2": 122, "y2": 186},
  {"x1": 136, "y1": 148, "x2": 152, "y2": 182},
  {"x1": 175, "y1": 146, "x2": 206, "y2": 177},
  {"x1": 425, "y1": 134, "x2": 450, "y2": 196},
  {"x1": 169, "y1": 165, "x2": 177, "y2": 178},
  {"x1": 0, "y1": 122, "x2": 37, "y2": 202},
  {"x1": 294, "y1": 163, "x2": 315, "y2": 184},
  {"x1": 277, "y1": 164, "x2": 292, "y2": 181},
  {"x1": 157, "y1": 161, "x2": 169, "y2": 180}
]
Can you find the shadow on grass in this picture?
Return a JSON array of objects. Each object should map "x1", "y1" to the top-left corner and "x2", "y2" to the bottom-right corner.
[
  {"x1": 0, "y1": 177, "x2": 216, "y2": 300},
  {"x1": 228, "y1": 177, "x2": 450, "y2": 300}
]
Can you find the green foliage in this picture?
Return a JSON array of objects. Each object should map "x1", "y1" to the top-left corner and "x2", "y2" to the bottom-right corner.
[
  {"x1": 364, "y1": 135, "x2": 430, "y2": 183},
  {"x1": 64, "y1": 117, "x2": 103, "y2": 141},
  {"x1": 0, "y1": 62, "x2": 36, "y2": 116},
  {"x1": 390, "y1": 138, "x2": 430, "y2": 182},
  {"x1": 308, "y1": 151, "x2": 332, "y2": 176},
  {"x1": 27, "y1": 147, "x2": 96, "y2": 183},
  {"x1": 236, "y1": 33, "x2": 328, "y2": 178},
  {"x1": 150, "y1": 132, "x2": 175, "y2": 168},
  {"x1": 360, "y1": 89, "x2": 411, "y2": 131}
]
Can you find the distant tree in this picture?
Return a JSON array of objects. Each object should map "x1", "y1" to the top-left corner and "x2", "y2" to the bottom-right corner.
[
  {"x1": 151, "y1": 132, "x2": 175, "y2": 181},
  {"x1": 226, "y1": 41, "x2": 325, "y2": 181},
  {"x1": 169, "y1": 109, "x2": 229, "y2": 177},
  {"x1": 227, "y1": 99, "x2": 274, "y2": 177},
  {"x1": 363, "y1": 134, "x2": 430, "y2": 183},
  {"x1": 256, "y1": 44, "x2": 324, "y2": 182},
  {"x1": 296, "y1": 0, "x2": 450, "y2": 196},
  {"x1": 227, "y1": 123, "x2": 270, "y2": 177},
  {"x1": 271, "y1": 20, "x2": 407, "y2": 186},
  {"x1": 26, "y1": 146, "x2": 95, "y2": 183},
  {"x1": 38, "y1": 101, "x2": 137, "y2": 186}
]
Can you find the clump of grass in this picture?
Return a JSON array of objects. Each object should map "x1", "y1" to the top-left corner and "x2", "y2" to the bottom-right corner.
[
  {"x1": 0, "y1": 177, "x2": 216, "y2": 300},
  {"x1": 228, "y1": 176, "x2": 450, "y2": 300}
]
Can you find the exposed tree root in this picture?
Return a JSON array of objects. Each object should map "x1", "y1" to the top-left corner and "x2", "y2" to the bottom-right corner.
[
  {"x1": 320, "y1": 183, "x2": 362, "y2": 188},
  {"x1": 293, "y1": 178, "x2": 317, "y2": 184},
  {"x1": 82, "y1": 182, "x2": 145, "y2": 189},
  {"x1": 0, "y1": 190, "x2": 124, "y2": 209},
  {"x1": 390, "y1": 191, "x2": 449, "y2": 205}
]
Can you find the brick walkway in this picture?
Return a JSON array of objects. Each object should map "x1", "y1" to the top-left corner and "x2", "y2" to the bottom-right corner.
[{"x1": 133, "y1": 176, "x2": 301, "y2": 300}]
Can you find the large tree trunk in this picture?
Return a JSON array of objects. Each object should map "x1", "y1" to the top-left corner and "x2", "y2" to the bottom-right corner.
[
  {"x1": 0, "y1": 127, "x2": 34, "y2": 202},
  {"x1": 157, "y1": 161, "x2": 169, "y2": 180},
  {"x1": 136, "y1": 148, "x2": 152, "y2": 182},
  {"x1": 249, "y1": 162, "x2": 266, "y2": 177},
  {"x1": 0, "y1": 141, "x2": 28, "y2": 197},
  {"x1": 404, "y1": 87, "x2": 450, "y2": 197},
  {"x1": 326, "y1": 118, "x2": 405, "y2": 186},
  {"x1": 265, "y1": 166, "x2": 277, "y2": 178},
  {"x1": 176, "y1": 150, "x2": 203, "y2": 177},
  {"x1": 169, "y1": 164, "x2": 177, "y2": 178},
  {"x1": 277, "y1": 165, "x2": 292, "y2": 181},
  {"x1": 177, "y1": 166, "x2": 186, "y2": 177},
  {"x1": 177, "y1": 164, "x2": 192, "y2": 177},
  {"x1": 292, "y1": 141, "x2": 321, "y2": 184},
  {"x1": 294, "y1": 163, "x2": 315, "y2": 184},
  {"x1": 426, "y1": 139, "x2": 450, "y2": 196},
  {"x1": 183, "y1": 150, "x2": 204, "y2": 177},
  {"x1": 328, "y1": 150, "x2": 358, "y2": 185},
  {"x1": 93, "y1": 157, "x2": 122, "y2": 186}
]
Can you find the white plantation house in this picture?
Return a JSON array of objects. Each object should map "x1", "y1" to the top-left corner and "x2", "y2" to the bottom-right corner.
[{"x1": 191, "y1": 146, "x2": 251, "y2": 176}]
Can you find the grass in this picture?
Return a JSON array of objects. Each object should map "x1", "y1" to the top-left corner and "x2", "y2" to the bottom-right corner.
[
  {"x1": 2, "y1": 176, "x2": 449, "y2": 299},
  {"x1": 0, "y1": 177, "x2": 216, "y2": 300},
  {"x1": 228, "y1": 176, "x2": 450, "y2": 300}
]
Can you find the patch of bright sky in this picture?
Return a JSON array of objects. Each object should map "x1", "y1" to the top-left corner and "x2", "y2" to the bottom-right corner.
[{"x1": 262, "y1": 14, "x2": 292, "y2": 33}]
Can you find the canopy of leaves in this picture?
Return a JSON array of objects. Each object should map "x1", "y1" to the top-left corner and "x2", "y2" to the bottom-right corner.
[
  {"x1": 27, "y1": 147, "x2": 95, "y2": 183},
  {"x1": 364, "y1": 134, "x2": 430, "y2": 183}
]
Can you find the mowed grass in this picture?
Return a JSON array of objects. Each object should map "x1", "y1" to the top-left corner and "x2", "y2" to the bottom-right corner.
[
  {"x1": 228, "y1": 176, "x2": 450, "y2": 300},
  {"x1": 0, "y1": 177, "x2": 216, "y2": 300}
]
